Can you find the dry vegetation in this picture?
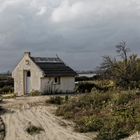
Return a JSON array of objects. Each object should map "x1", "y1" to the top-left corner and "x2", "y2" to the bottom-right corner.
[
  {"x1": 26, "y1": 122, "x2": 44, "y2": 135},
  {"x1": 0, "y1": 74, "x2": 13, "y2": 94},
  {"x1": 55, "y1": 90, "x2": 140, "y2": 140}
]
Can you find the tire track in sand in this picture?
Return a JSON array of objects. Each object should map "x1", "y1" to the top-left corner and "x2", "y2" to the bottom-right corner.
[{"x1": 1, "y1": 105, "x2": 91, "y2": 140}]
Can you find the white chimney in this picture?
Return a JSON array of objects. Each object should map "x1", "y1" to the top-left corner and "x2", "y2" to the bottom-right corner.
[{"x1": 24, "y1": 52, "x2": 31, "y2": 57}]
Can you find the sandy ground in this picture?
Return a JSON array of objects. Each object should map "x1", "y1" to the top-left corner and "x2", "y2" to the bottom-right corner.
[{"x1": 0, "y1": 96, "x2": 93, "y2": 140}]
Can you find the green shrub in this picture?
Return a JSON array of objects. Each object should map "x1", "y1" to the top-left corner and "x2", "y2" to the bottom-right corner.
[
  {"x1": 76, "y1": 82, "x2": 95, "y2": 93},
  {"x1": 46, "y1": 96, "x2": 64, "y2": 105},
  {"x1": 2, "y1": 93, "x2": 16, "y2": 99},
  {"x1": 75, "y1": 116, "x2": 103, "y2": 132},
  {"x1": 96, "y1": 125, "x2": 129, "y2": 140},
  {"x1": 63, "y1": 112, "x2": 74, "y2": 119},
  {"x1": 0, "y1": 86, "x2": 14, "y2": 94},
  {"x1": 56, "y1": 90, "x2": 140, "y2": 140},
  {"x1": 30, "y1": 90, "x2": 41, "y2": 96},
  {"x1": 75, "y1": 93, "x2": 111, "y2": 109},
  {"x1": 96, "y1": 114, "x2": 135, "y2": 140},
  {"x1": 56, "y1": 97, "x2": 83, "y2": 118},
  {"x1": 65, "y1": 95, "x2": 69, "y2": 102},
  {"x1": 76, "y1": 81, "x2": 114, "y2": 93},
  {"x1": 56, "y1": 93, "x2": 112, "y2": 118},
  {"x1": 112, "y1": 92, "x2": 134, "y2": 105},
  {"x1": 134, "y1": 117, "x2": 140, "y2": 131},
  {"x1": 26, "y1": 122, "x2": 44, "y2": 135},
  {"x1": 0, "y1": 95, "x2": 3, "y2": 102},
  {"x1": 0, "y1": 77, "x2": 13, "y2": 88}
]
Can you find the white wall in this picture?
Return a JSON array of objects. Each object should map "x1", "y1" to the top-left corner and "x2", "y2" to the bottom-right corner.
[
  {"x1": 61, "y1": 77, "x2": 75, "y2": 92},
  {"x1": 12, "y1": 53, "x2": 43, "y2": 96},
  {"x1": 41, "y1": 77, "x2": 75, "y2": 93}
]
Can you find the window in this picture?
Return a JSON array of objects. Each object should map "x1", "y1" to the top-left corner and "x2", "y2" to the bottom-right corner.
[
  {"x1": 54, "y1": 77, "x2": 60, "y2": 84},
  {"x1": 27, "y1": 71, "x2": 31, "y2": 77}
]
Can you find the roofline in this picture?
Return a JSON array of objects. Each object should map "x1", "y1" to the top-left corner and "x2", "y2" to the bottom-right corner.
[
  {"x1": 12, "y1": 53, "x2": 45, "y2": 77},
  {"x1": 30, "y1": 57, "x2": 45, "y2": 76}
]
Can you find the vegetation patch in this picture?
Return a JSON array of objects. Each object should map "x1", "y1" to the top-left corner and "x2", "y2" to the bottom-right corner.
[
  {"x1": 75, "y1": 115, "x2": 103, "y2": 133},
  {"x1": 0, "y1": 117, "x2": 5, "y2": 140},
  {"x1": 0, "y1": 75, "x2": 14, "y2": 95},
  {"x1": 0, "y1": 95, "x2": 3, "y2": 102},
  {"x1": 30, "y1": 90, "x2": 42, "y2": 96},
  {"x1": 2, "y1": 93, "x2": 16, "y2": 99},
  {"x1": 56, "y1": 90, "x2": 140, "y2": 140},
  {"x1": 97, "y1": 41, "x2": 140, "y2": 89},
  {"x1": 76, "y1": 81, "x2": 115, "y2": 93},
  {"x1": 47, "y1": 96, "x2": 64, "y2": 105},
  {"x1": 26, "y1": 122, "x2": 44, "y2": 135}
]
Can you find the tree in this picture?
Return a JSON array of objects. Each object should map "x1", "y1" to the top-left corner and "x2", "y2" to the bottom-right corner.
[
  {"x1": 98, "y1": 41, "x2": 140, "y2": 88},
  {"x1": 116, "y1": 41, "x2": 130, "y2": 65}
]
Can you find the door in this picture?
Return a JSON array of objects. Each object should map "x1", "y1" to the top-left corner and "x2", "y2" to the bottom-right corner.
[{"x1": 25, "y1": 71, "x2": 31, "y2": 94}]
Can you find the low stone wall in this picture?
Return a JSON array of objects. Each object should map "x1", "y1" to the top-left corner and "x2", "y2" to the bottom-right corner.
[{"x1": 0, "y1": 117, "x2": 5, "y2": 140}]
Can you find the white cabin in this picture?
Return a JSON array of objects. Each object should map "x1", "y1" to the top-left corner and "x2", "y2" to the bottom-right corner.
[{"x1": 12, "y1": 52, "x2": 77, "y2": 96}]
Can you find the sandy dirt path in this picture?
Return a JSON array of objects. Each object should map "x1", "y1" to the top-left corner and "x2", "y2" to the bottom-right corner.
[{"x1": 1, "y1": 96, "x2": 92, "y2": 140}]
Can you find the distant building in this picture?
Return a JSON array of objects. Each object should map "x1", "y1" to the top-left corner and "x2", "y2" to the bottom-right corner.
[{"x1": 12, "y1": 52, "x2": 77, "y2": 96}]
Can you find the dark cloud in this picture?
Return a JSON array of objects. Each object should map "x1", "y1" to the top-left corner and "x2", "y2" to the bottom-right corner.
[{"x1": 0, "y1": 0, "x2": 140, "y2": 72}]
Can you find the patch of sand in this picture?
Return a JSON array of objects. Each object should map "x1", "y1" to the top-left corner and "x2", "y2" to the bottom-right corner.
[{"x1": 1, "y1": 96, "x2": 92, "y2": 140}]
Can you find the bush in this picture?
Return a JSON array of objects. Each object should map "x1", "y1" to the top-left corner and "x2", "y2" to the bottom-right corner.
[
  {"x1": 43, "y1": 89, "x2": 74, "y2": 95},
  {"x1": 112, "y1": 92, "x2": 134, "y2": 105},
  {"x1": 0, "y1": 86, "x2": 14, "y2": 94},
  {"x1": 26, "y1": 122, "x2": 44, "y2": 135},
  {"x1": 56, "y1": 93, "x2": 112, "y2": 118},
  {"x1": 0, "y1": 76, "x2": 13, "y2": 89},
  {"x1": 76, "y1": 82, "x2": 96, "y2": 93},
  {"x1": 65, "y1": 95, "x2": 69, "y2": 102},
  {"x1": 76, "y1": 81, "x2": 114, "y2": 93},
  {"x1": 30, "y1": 90, "x2": 41, "y2": 96},
  {"x1": 75, "y1": 116, "x2": 103, "y2": 132},
  {"x1": 96, "y1": 115, "x2": 134, "y2": 140},
  {"x1": 46, "y1": 96, "x2": 64, "y2": 105},
  {"x1": 0, "y1": 95, "x2": 3, "y2": 102},
  {"x1": 2, "y1": 93, "x2": 16, "y2": 99},
  {"x1": 56, "y1": 90, "x2": 140, "y2": 140}
]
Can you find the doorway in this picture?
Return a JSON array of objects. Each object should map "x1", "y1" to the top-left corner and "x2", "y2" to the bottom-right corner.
[{"x1": 25, "y1": 70, "x2": 31, "y2": 94}]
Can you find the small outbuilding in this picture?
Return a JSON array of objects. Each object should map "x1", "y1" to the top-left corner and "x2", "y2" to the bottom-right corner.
[{"x1": 12, "y1": 52, "x2": 77, "y2": 96}]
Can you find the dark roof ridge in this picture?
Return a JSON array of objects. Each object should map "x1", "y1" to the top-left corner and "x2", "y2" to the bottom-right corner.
[{"x1": 31, "y1": 56, "x2": 63, "y2": 63}]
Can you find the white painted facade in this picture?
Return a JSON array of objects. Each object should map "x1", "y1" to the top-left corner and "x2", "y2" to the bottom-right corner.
[
  {"x1": 12, "y1": 52, "x2": 75, "y2": 96},
  {"x1": 40, "y1": 77, "x2": 75, "y2": 93}
]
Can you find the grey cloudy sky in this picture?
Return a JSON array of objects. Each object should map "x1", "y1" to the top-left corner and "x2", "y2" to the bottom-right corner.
[{"x1": 0, "y1": 0, "x2": 140, "y2": 72}]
